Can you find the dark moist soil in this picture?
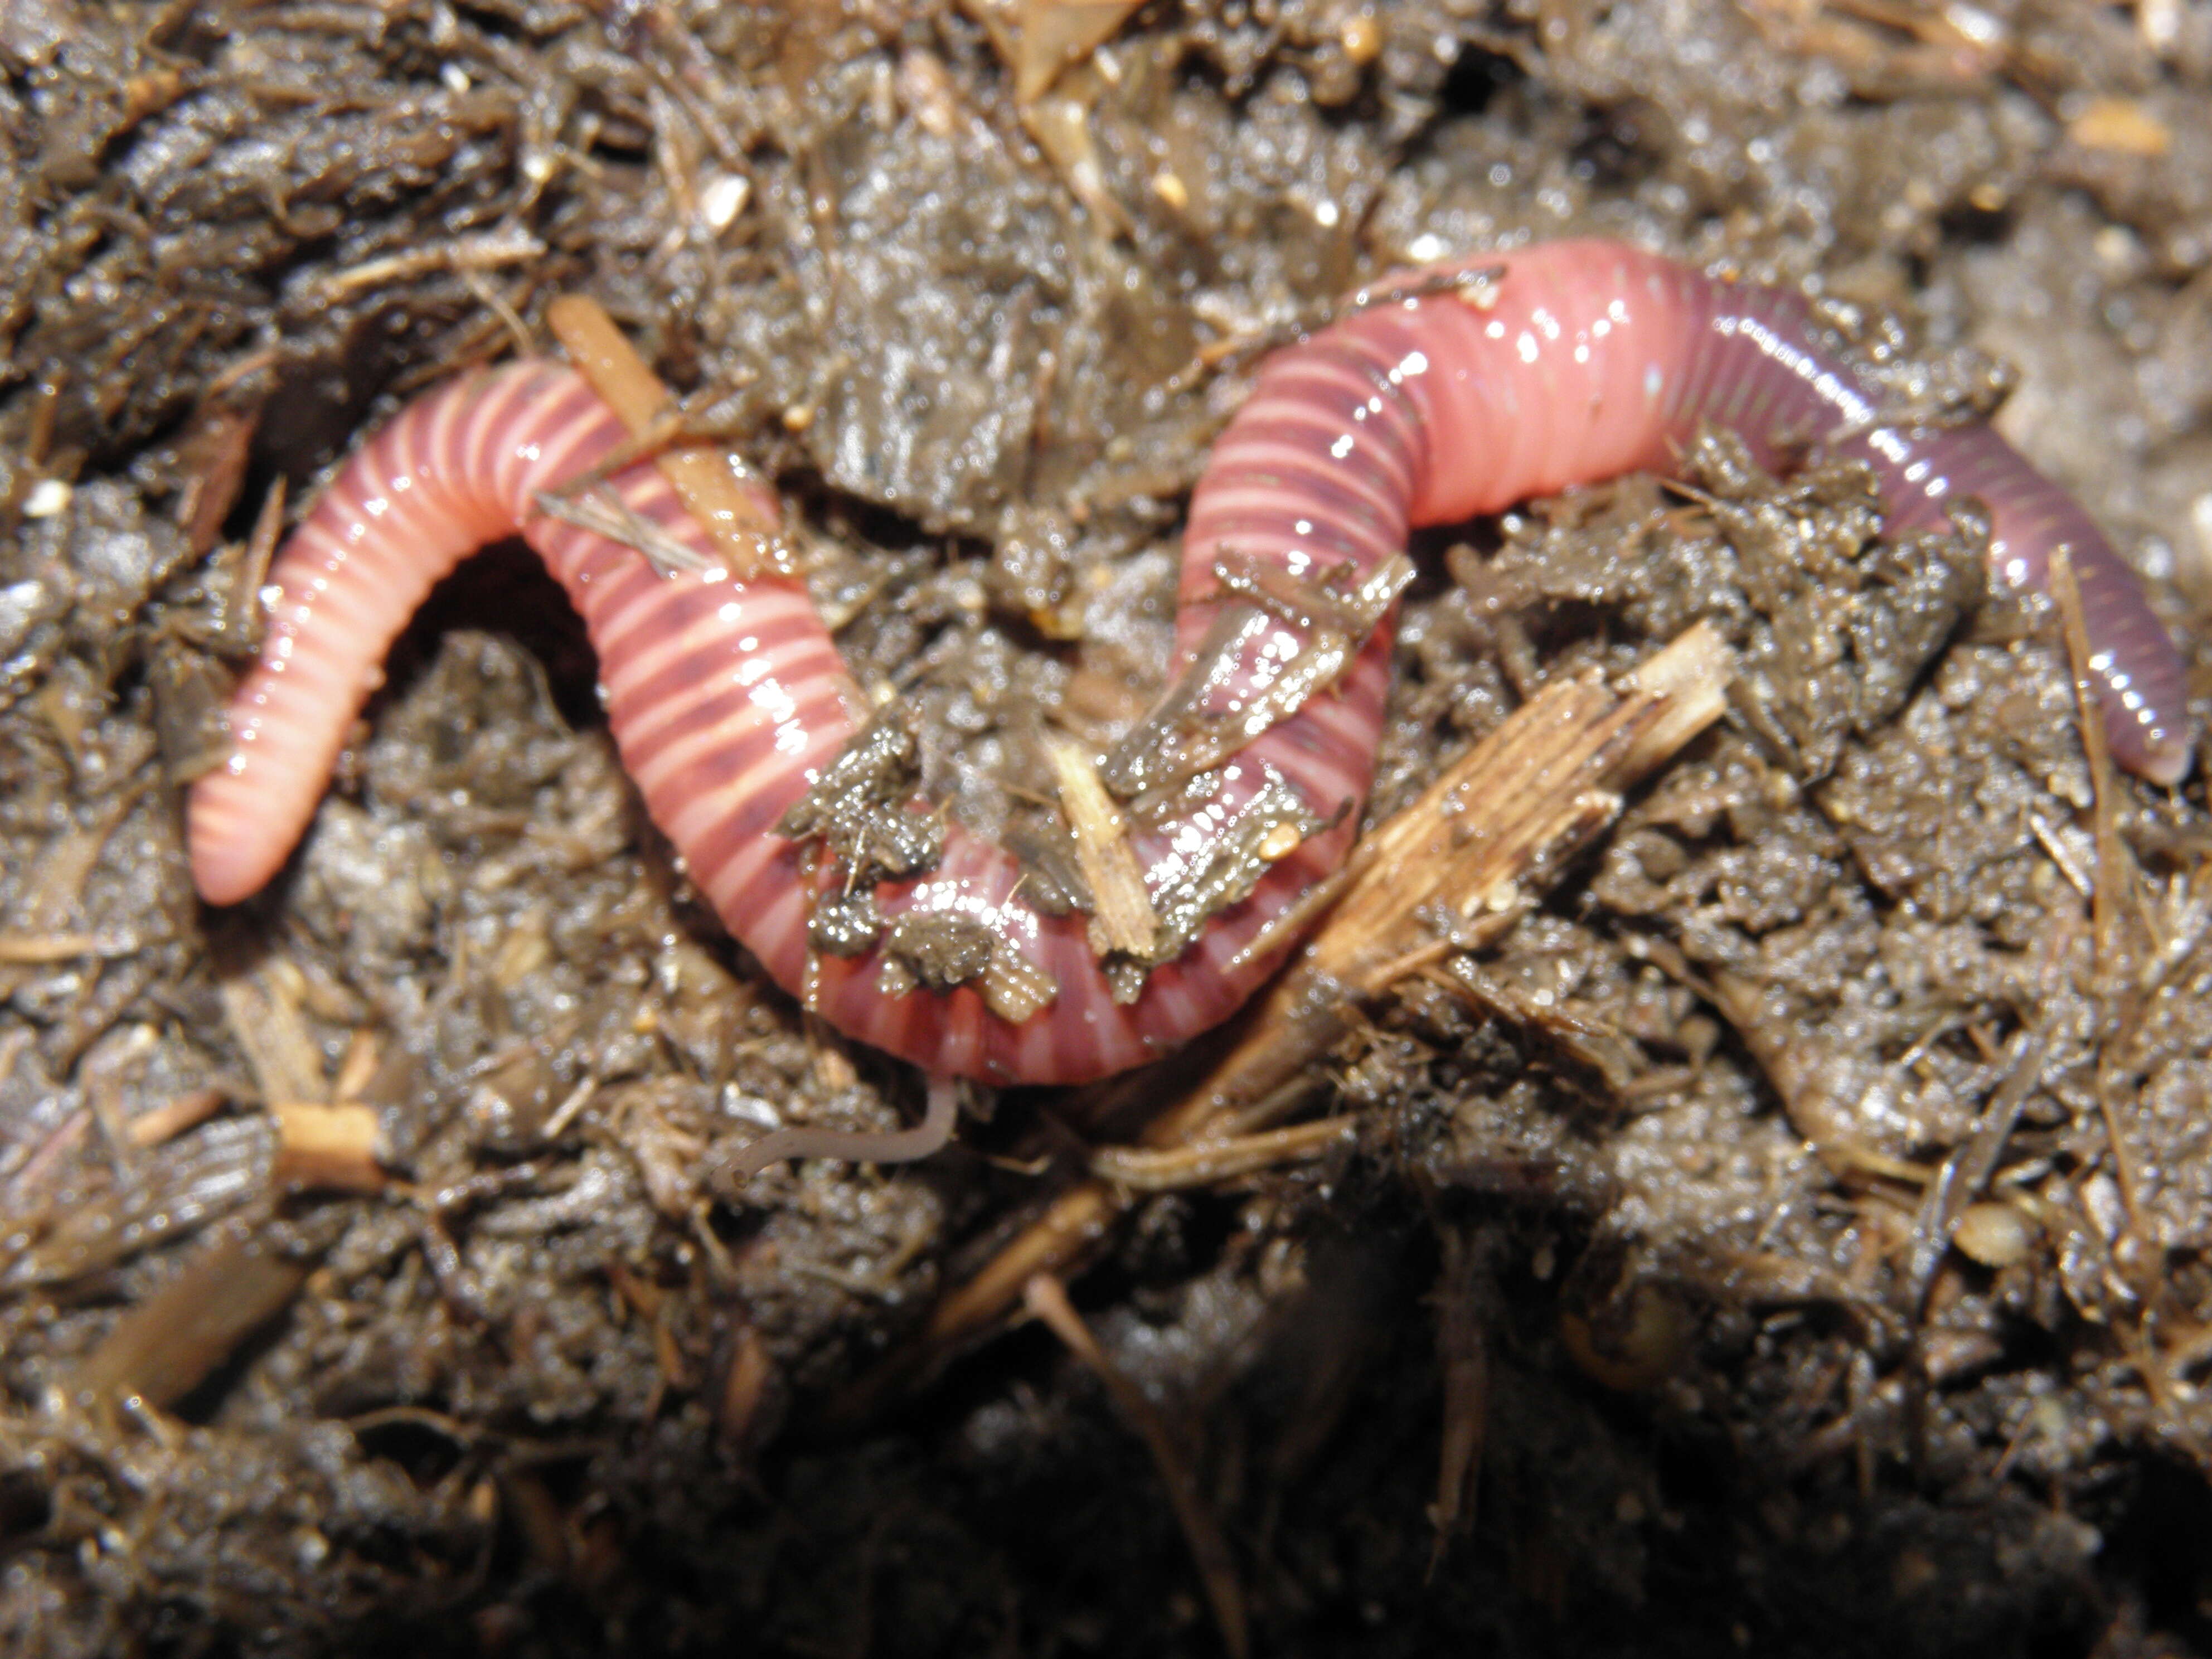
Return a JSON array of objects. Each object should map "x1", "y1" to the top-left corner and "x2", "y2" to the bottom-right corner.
[{"x1": 6, "y1": 2, "x2": 2212, "y2": 1655}]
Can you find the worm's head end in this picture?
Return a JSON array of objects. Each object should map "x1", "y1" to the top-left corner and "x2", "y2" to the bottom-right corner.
[
  {"x1": 185, "y1": 775, "x2": 285, "y2": 906},
  {"x1": 2140, "y1": 729, "x2": 2195, "y2": 788}
]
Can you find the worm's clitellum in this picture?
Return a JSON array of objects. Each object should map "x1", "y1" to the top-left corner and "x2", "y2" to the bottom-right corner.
[{"x1": 188, "y1": 239, "x2": 2193, "y2": 1097}]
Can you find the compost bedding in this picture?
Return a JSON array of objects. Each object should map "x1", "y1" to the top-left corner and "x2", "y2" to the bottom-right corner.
[{"x1": 6, "y1": 1, "x2": 2212, "y2": 1654}]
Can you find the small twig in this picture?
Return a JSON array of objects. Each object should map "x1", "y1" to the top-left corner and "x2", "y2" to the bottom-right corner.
[
  {"x1": 311, "y1": 228, "x2": 547, "y2": 301},
  {"x1": 459, "y1": 266, "x2": 535, "y2": 358},
  {"x1": 1023, "y1": 1273, "x2": 1249, "y2": 1659},
  {"x1": 541, "y1": 1076, "x2": 598, "y2": 1141},
  {"x1": 823, "y1": 1179, "x2": 1127, "y2": 1425},
  {"x1": 1221, "y1": 861, "x2": 1355, "y2": 977},
  {"x1": 0, "y1": 932, "x2": 139, "y2": 963},
  {"x1": 126, "y1": 1086, "x2": 227, "y2": 1149},
  {"x1": 2031, "y1": 546, "x2": 2153, "y2": 1244},
  {"x1": 1090, "y1": 1117, "x2": 1357, "y2": 1192},
  {"x1": 2026, "y1": 811, "x2": 2095, "y2": 898},
  {"x1": 2046, "y1": 546, "x2": 2126, "y2": 970},
  {"x1": 1343, "y1": 260, "x2": 1508, "y2": 316},
  {"x1": 530, "y1": 482, "x2": 727, "y2": 578}
]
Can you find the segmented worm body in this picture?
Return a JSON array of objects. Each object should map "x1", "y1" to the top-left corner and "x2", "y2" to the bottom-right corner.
[{"x1": 190, "y1": 239, "x2": 2192, "y2": 1084}]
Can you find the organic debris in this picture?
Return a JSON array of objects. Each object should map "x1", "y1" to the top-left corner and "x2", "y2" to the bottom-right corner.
[{"x1": 2, "y1": 2, "x2": 2211, "y2": 1655}]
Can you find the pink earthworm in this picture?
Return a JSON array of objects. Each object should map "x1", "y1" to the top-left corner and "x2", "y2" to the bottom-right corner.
[{"x1": 188, "y1": 238, "x2": 2193, "y2": 1094}]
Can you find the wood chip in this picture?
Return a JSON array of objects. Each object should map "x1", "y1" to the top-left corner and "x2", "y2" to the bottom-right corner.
[
  {"x1": 962, "y1": 0, "x2": 1144, "y2": 103},
  {"x1": 270, "y1": 1101, "x2": 387, "y2": 1192},
  {"x1": 1045, "y1": 734, "x2": 1159, "y2": 957},
  {"x1": 2067, "y1": 96, "x2": 2172, "y2": 157},
  {"x1": 70, "y1": 1223, "x2": 308, "y2": 1409},
  {"x1": 331, "y1": 1027, "x2": 381, "y2": 1103},
  {"x1": 125, "y1": 1086, "x2": 227, "y2": 1149},
  {"x1": 717, "y1": 1323, "x2": 773, "y2": 1445}
]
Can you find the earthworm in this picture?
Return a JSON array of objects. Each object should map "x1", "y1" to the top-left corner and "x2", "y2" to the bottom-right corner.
[{"x1": 188, "y1": 237, "x2": 2193, "y2": 1104}]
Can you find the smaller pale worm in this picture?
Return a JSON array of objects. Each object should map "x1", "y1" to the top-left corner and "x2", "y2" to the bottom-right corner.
[{"x1": 720, "y1": 1075, "x2": 960, "y2": 1182}]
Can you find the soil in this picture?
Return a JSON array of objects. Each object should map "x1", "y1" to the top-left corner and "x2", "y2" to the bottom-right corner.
[{"x1": 5, "y1": 1, "x2": 2212, "y2": 1655}]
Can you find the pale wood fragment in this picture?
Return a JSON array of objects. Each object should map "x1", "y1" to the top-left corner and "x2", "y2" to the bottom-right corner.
[
  {"x1": 960, "y1": 0, "x2": 1146, "y2": 104},
  {"x1": 270, "y1": 1101, "x2": 387, "y2": 1193},
  {"x1": 545, "y1": 294, "x2": 784, "y2": 580},
  {"x1": 125, "y1": 1086, "x2": 226, "y2": 1149},
  {"x1": 1045, "y1": 733, "x2": 1160, "y2": 957}
]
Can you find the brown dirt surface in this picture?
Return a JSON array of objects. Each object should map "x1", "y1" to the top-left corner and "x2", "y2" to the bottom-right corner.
[{"x1": 6, "y1": 2, "x2": 2212, "y2": 1655}]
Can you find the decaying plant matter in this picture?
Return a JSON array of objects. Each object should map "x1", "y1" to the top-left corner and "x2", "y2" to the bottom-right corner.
[{"x1": 3, "y1": 2, "x2": 2212, "y2": 1655}]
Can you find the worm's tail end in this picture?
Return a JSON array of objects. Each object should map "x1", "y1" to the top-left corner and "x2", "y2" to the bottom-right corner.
[{"x1": 187, "y1": 363, "x2": 574, "y2": 905}]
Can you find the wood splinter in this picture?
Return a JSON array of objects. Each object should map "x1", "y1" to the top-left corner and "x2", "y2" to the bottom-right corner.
[
  {"x1": 545, "y1": 294, "x2": 788, "y2": 581},
  {"x1": 1045, "y1": 733, "x2": 1161, "y2": 958}
]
